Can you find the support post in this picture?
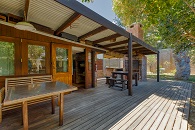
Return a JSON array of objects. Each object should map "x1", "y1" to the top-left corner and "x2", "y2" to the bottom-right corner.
[
  {"x1": 128, "y1": 33, "x2": 133, "y2": 96},
  {"x1": 51, "y1": 95, "x2": 55, "y2": 114},
  {"x1": 22, "y1": 101, "x2": 28, "y2": 130},
  {"x1": 59, "y1": 93, "x2": 64, "y2": 126},
  {"x1": 92, "y1": 50, "x2": 95, "y2": 88},
  {"x1": 157, "y1": 51, "x2": 160, "y2": 82}
]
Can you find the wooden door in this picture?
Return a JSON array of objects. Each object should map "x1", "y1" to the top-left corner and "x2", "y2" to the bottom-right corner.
[{"x1": 52, "y1": 43, "x2": 72, "y2": 85}]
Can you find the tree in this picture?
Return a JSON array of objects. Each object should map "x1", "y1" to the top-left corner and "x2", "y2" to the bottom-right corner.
[
  {"x1": 112, "y1": 0, "x2": 195, "y2": 80},
  {"x1": 112, "y1": 0, "x2": 195, "y2": 51}
]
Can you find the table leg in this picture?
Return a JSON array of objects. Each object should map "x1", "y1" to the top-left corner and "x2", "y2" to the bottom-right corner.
[
  {"x1": 121, "y1": 74, "x2": 123, "y2": 80},
  {"x1": 59, "y1": 93, "x2": 64, "y2": 126},
  {"x1": 135, "y1": 73, "x2": 138, "y2": 86},
  {"x1": 0, "y1": 104, "x2": 2, "y2": 123},
  {"x1": 22, "y1": 101, "x2": 28, "y2": 130},
  {"x1": 58, "y1": 94, "x2": 60, "y2": 106},
  {"x1": 51, "y1": 96, "x2": 55, "y2": 114},
  {"x1": 112, "y1": 73, "x2": 114, "y2": 78}
]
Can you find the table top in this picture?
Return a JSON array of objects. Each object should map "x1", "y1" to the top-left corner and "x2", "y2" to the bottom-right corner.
[
  {"x1": 4, "y1": 81, "x2": 77, "y2": 105},
  {"x1": 112, "y1": 71, "x2": 128, "y2": 75},
  {"x1": 112, "y1": 71, "x2": 139, "y2": 74}
]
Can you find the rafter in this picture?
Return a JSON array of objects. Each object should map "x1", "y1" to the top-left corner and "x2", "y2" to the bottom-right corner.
[
  {"x1": 116, "y1": 50, "x2": 128, "y2": 54},
  {"x1": 55, "y1": 12, "x2": 81, "y2": 35},
  {"x1": 102, "y1": 40, "x2": 128, "y2": 48},
  {"x1": 79, "y1": 26, "x2": 107, "y2": 40},
  {"x1": 93, "y1": 43, "x2": 111, "y2": 50},
  {"x1": 110, "y1": 44, "x2": 141, "y2": 51},
  {"x1": 93, "y1": 33, "x2": 121, "y2": 44},
  {"x1": 133, "y1": 48, "x2": 150, "y2": 51},
  {"x1": 111, "y1": 46, "x2": 127, "y2": 51},
  {"x1": 140, "y1": 51, "x2": 156, "y2": 55},
  {"x1": 24, "y1": 0, "x2": 30, "y2": 20}
]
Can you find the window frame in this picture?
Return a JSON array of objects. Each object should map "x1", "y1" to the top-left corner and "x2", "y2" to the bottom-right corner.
[
  {"x1": 0, "y1": 36, "x2": 21, "y2": 76},
  {"x1": 22, "y1": 39, "x2": 51, "y2": 75},
  {"x1": 55, "y1": 47, "x2": 69, "y2": 73}
]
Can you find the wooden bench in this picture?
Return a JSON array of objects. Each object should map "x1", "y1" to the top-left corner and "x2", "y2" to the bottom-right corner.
[
  {"x1": 0, "y1": 75, "x2": 54, "y2": 123},
  {"x1": 108, "y1": 78, "x2": 127, "y2": 90},
  {"x1": 105, "y1": 76, "x2": 110, "y2": 84}
]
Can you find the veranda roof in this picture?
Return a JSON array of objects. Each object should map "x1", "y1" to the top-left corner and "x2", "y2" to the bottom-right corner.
[{"x1": 0, "y1": 0, "x2": 158, "y2": 57}]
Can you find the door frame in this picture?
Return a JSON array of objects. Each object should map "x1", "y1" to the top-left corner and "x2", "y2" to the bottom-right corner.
[{"x1": 51, "y1": 43, "x2": 72, "y2": 85}]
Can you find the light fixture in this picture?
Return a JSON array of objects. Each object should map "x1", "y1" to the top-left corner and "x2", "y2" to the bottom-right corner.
[{"x1": 14, "y1": 21, "x2": 36, "y2": 31}]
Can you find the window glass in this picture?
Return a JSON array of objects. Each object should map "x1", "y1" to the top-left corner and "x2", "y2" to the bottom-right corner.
[
  {"x1": 0, "y1": 41, "x2": 14, "y2": 76},
  {"x1": 56, "y1": 48, "x2": 68, "y2": 72},
  {"x1": 28, "y1": 45, "x2": 46, "y2": 74}
]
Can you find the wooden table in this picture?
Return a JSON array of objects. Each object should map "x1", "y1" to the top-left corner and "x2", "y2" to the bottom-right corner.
[
  {"x1": 3, "y1": 81, "x2": 78, "y2": 130},
  {"x1": 111, "y1": 71, "x2": 138, "y2": 86}
]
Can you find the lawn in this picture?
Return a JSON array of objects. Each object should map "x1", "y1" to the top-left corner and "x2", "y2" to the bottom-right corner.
[{"x1": 147, "y1": 74, "x2": 195, "y2": 82}]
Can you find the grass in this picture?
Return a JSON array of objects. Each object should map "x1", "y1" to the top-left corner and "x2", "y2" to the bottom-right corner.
[{"x1": 147, "y1": 74, "x2": 195, "y2": 82}]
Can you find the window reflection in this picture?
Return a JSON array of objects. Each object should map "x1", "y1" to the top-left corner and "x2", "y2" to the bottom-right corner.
[
  {"x1": 28, "y1": 45, "x2": 46, "y2": 74},
  {"x1": 56, "y1": 48, "x2": 68, "y2": 72},
  {"x1": 0, "y1": 41, "x2": 14, "y2": 76}
]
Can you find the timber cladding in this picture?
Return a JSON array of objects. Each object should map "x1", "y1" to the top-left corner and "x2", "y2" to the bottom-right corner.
[
  {"x1": 0, "y1": 24, "x2": 69, "y2": 44},
  {"x1": 0, "y1": 24, "x2": 75, "y2": 88}
]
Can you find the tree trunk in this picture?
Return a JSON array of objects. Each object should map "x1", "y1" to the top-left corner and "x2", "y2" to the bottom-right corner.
[{"x1": 174, "y1": 51, "x2": 191, "y2": 80}]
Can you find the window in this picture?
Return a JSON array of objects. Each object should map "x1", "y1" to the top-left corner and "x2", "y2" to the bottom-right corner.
[
  {"x1": 56, "y1": 48, "x2": 68, "y2": 72},
  {"x1": 28, "y1": 45, "x2": 46, "y2": 74},
  {"x1": 0, "y1": 41, "x2": 14, "y2": 76}
]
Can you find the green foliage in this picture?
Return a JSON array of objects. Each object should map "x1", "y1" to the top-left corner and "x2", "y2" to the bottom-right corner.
[
  {"x1": 112, "y1": 0, "x2": 195, "y2": 53},
  {"x1": 0, "y1": 41, "x2": 14, "y2": 60},
  {"x1": 147, "y1": 55, "x2": 156, "y2": 65},
  {"x1": 148, "y1": 74, "x2": 195, "y2": 82},
  {"x1": 28, "y1": 45, "x2": 45, "y2": 59},
  {"x1": 0, "y1": 41, "x2": 14, "y2": 75}
]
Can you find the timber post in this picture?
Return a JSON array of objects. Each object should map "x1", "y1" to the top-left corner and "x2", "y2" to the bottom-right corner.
[{"x1": 128, "y1": 33, "x2": 133, "y2": 96}]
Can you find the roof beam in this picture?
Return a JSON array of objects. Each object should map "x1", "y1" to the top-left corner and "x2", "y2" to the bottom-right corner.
[
  {"x1": 140, "y1": 51, "x2": 157, "y2": 55},
  {"x1": 103, "y1": 40, "x2": 128, "y2": 48},
  {"x1": 116, "y1": 49, "x2": 128, "y2": 54},
  {"x1": 55, "y1": 12, "x2": 81, "y2": 35},
  {"x1": 112, "y1": 46, "x2": 127, "y2": 51},
  {"x1": 132, "y1": 35, "x2": 158, "y2": 53},
  {"x1": 116, "y1": 50, "x2": 155, "y2": 55},
  {"x1": 111, "y1": 44, "x2": 142, "y2": 50},
  {"x1": 24, "y1": 0, "x2": 30, "y2": 20},
  {"x1": 133, "y1": 48, "x2": 150, "y2": 51},
  {"x1": 79, "y1": 26, "x2": 107, "y2": 40},
  {"x1": 93, "y1": 33, "x2": 121, "y2": 44},
  {"x1": 55, "y1": 0, "x2": 129, "y2": 38},
  {"x1": 93, "y1": 43, "x2": 111, "y2": 50}
]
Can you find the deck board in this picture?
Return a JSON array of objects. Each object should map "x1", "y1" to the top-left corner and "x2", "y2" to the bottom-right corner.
[{"x1": 0, "y1": 79, "x2": 192, "y2": 130}]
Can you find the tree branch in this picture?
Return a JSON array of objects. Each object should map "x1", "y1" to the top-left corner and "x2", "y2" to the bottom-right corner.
[
  {"x1": 183, "y1": 32, "x2": 195, "y2": 40},
  {"x1": 183, "y1": 0, "x2": 195, "y2": 14}
]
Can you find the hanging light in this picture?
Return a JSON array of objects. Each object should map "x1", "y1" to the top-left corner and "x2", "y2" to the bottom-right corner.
[
  {"x1": 14, "y1": 11, "x2": 36, "y2": 31},
  {"x1": 14, "y1": 21, "x2": 36, "y2": 31}
]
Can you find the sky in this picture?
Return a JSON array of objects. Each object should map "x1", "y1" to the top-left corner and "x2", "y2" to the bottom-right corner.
[{"x1": 78, "y1": 0, "x2": 116, "y2": 22}]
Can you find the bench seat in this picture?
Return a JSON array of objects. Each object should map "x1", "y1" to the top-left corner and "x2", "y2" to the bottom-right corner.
[{"x1": 108, "y1": 78, "x2": 127, "y2": 90}]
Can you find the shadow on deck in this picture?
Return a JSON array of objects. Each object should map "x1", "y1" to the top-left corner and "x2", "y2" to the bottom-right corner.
[{"x1": 0, "y1": 79, "x2": 192, "y2": 130}]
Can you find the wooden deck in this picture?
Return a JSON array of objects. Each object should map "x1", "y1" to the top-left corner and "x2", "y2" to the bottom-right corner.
[{"x1": 0, "y1": 79, "x2": 192, "y2": 130}]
